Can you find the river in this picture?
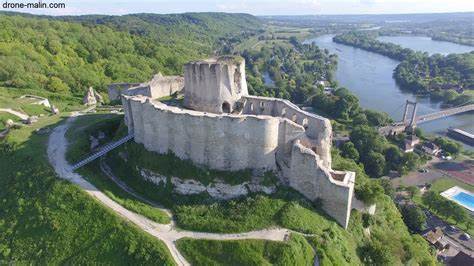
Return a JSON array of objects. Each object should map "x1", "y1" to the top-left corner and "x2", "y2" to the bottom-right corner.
[
  {"x1": 304, "y1": 34, "x2": 473, "y2": 149},
  {"x1": 377, "y1": 36, "x2": 473, "y2": 55}
]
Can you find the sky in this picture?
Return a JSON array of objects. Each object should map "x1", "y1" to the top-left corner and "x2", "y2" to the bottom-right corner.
[{"x1": 1, "y1": 0, "x2": 474, "y2": 16}]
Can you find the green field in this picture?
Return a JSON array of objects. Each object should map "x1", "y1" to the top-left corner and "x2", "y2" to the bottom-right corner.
[
  {"x1": 234, "y1": 25, "x2": 314, "y2": 52},
  {"x1": 430, "y1": 177, "x2": 474, "y2": 193},
  {"x1": 0, "y1": 87, "x2": 83, "y2": 115}
]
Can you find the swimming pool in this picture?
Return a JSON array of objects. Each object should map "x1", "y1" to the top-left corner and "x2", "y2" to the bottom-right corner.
[
  {"x1": 453, "y1": 192, "x2": 474, "y2": 210},
  {"x1": 441, "y1": 186, "x2": 474, "y2": 212}
]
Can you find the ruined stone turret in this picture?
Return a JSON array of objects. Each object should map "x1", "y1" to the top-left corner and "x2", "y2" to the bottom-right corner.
[{"x1": 183, "y1": 56, "x2": 248, "y2": 114}]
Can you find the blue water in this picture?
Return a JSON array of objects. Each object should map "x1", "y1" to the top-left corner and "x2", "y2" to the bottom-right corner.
[
  {"x1": 453, "y1": 192, "x2": 474, "y2": 210},
  {"x1": 377, "y1": 36, "x2": 473, "y2": 55},
  {"x1": 304, "y1": 35, "x2": 474, "y2": 151}
]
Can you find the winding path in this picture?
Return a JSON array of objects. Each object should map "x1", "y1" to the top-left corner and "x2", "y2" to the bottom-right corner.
[
  {"x1": 0, "y1": 108, "x2": 29, "y2": 120},
  {"x1": 47, "y1": 113, "x2": 290, "y2": 266}
]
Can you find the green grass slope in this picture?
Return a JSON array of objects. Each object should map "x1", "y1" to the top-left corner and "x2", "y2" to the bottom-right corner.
[
  {"x1": 0, "y1": 114, "x2": 175, "y2": 264},
  {"x1": 176, "y1": 234, "x2": 314, "y2": 266}
]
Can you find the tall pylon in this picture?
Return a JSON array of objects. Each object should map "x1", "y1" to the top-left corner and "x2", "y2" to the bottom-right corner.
[{"x1": 402, "y1": 100, "x2": 418, "y2": 130}]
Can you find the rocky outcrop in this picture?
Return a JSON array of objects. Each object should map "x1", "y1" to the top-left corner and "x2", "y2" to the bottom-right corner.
[
  {"x1": 140, "y1": 168, "x2": 276, "y2": 200},
  {"x1": 83, "y1": 87, "x2": 104, "y2": 105},
  {"x1": 50, "y1": 105, "x2": 59, "y2": 115}
]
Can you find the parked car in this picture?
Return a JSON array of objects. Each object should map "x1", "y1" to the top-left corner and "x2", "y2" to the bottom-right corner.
[{"x1": 460, "y1": 233, "x2": 471, "y2": 240}]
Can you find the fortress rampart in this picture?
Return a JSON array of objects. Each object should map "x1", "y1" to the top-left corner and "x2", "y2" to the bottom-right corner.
[
  {"x1": 241, "y1": 95, "x2": 332, "y2": 168},
  {"x1": 108, "y1": 72, "x2": 184, "y2": 101},
  {"x1": 123, "y1": 95, "x2": 302, "y2": 171},
  {"x1": 118, "y1": 56, "x2": 356, "y2": 228}
]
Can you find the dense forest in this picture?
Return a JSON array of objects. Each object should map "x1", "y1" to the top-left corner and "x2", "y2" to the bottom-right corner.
[
  {"x1": 0, "y1": 12, "x2": 262, "y2": 98},
  {"x1": 334, "y1": 32, "x2": 474, "y2": 105},
  {"x1": 242, "y1": 37, "x2": 337, "y2": 103}
]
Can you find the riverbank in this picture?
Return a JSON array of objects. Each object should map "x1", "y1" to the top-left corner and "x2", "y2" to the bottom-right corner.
[
  {"x1": 332, "y1": 32, "x2": 473, "y2": 106},
  {"x1": 305, "y1": 34, "x2": 474, "y2": 151}
]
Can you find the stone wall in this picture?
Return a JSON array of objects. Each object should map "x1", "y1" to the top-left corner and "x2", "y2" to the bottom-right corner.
[
  {"x1": 241, "y1": 95, "x2": 332, "y2": 169},
  {"x1": 108, "y1": 82, "x2": 142, "y2": 101},
  {"x1": 184, "y1": 57, "x2": 248, "y2": 114},
  {"x1": 284, "y1": 140, "x2": 355, "y2": 228},
  {"x1": 146, "y1": 73, "x2": 184, "y2": 98},
  {"x1": 122, "y1": 95, "x2": 305, "y2": 172},
  {"x1": 108, "y1": 72, "x2": 184, "y2": 101}
]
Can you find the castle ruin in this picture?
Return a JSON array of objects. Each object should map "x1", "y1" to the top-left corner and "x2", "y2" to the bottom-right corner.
[{"x1": 116, "y1": 56, "x2": 355, "y2": 228}]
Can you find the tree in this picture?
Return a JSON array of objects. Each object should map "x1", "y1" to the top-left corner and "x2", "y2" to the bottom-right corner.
[
  {"x1": 47, "y1": 76, "x2": 69, "y2": 93},
  {"x1": 434, "y1": 137, "x2": 461, "y2": 155},
  {"x1": 406, "y1": 186, "x2": 420, "y2": 199},
  {"x1": 422, "y1": 191, "x2": 440, "y2": 210},
  {"x1": 356, "y1": 180, "x2": 384, "y2": 204},
  {"x1": 414, "y1": 128, "x2": 424, "y2": 139},
  {"x1": 400, "y1": 152, "x2": 420, "y2": 172},
  {"x1": 384, "y1": 145, "x2": 402, "y2": 171},
  {"x1": 341, "y1": 141, "x2": 359, "y2": 161},
  {"x1": 364, "y1": 109, "x2": 391, "y2": 127},
  {"x1": 363, "y1": 151, "x2": 386, "y2": 178},
  {"x1": 360, "y1": 240, "x2": 395, "y2": 266},
  {"x1": 379, "y1": 178, "x2": 395, "y2": 199},
  {"x1": 350, "y1": 125, "x2": 385, "y2": 157},
  {"x1": 400, "y1": 205, "x2": 426, "y2": 232},
  {"x1": 466, "y1": 220, "x2": 473, "y2": 232},
  {"x1": 334, "y1": 89, "x2": 360, "y2": 120},
  {"x1": 451, "y1": 205, "x2": 468, "y2": 225}
]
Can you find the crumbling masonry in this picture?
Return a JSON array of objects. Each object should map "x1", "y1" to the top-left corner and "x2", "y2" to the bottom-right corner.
[{"x1": 115, "y1": 56, "x2": 356, "y2": 228}]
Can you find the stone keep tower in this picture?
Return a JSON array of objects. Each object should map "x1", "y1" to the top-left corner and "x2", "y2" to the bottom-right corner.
[{"x1": 183, "y1": 56, "x2": 248, "y2": 114}]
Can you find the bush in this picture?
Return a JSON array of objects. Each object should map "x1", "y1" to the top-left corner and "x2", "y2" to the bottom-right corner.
[{"x1": 176, "y1": 234, "x2": 314, "y2": 266}]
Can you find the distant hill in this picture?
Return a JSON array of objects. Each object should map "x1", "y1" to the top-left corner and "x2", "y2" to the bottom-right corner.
[
  {"x1": 262, "y1": 12, "x2": 474, "y2": 24},
  {"x1": 0, "y1": 12, "x2": 262, "y2": 97}
]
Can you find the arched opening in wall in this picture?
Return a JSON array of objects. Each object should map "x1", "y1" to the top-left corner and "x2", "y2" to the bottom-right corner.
[
  {"x1": 249, "y1": 103, "x2": 254, "y2": 113},
  {"x1": 291, "y1": 114, "x2": 297, "y2": 122},
  {"x1": 222, "y1": 102, "x2": 231, "y2": 113},
  {"x1": 302, "y1": 118, "x2": 309, "y2": 130},
  {"x1": 234, "y1": 68, "x2": 241, "y2": 93},
  {"x1": 281, "y1": 108, "x2": 287, "y2": 117},
  {"x1": 259, "y1": 102, "x2": 265, "y2": 113}
]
